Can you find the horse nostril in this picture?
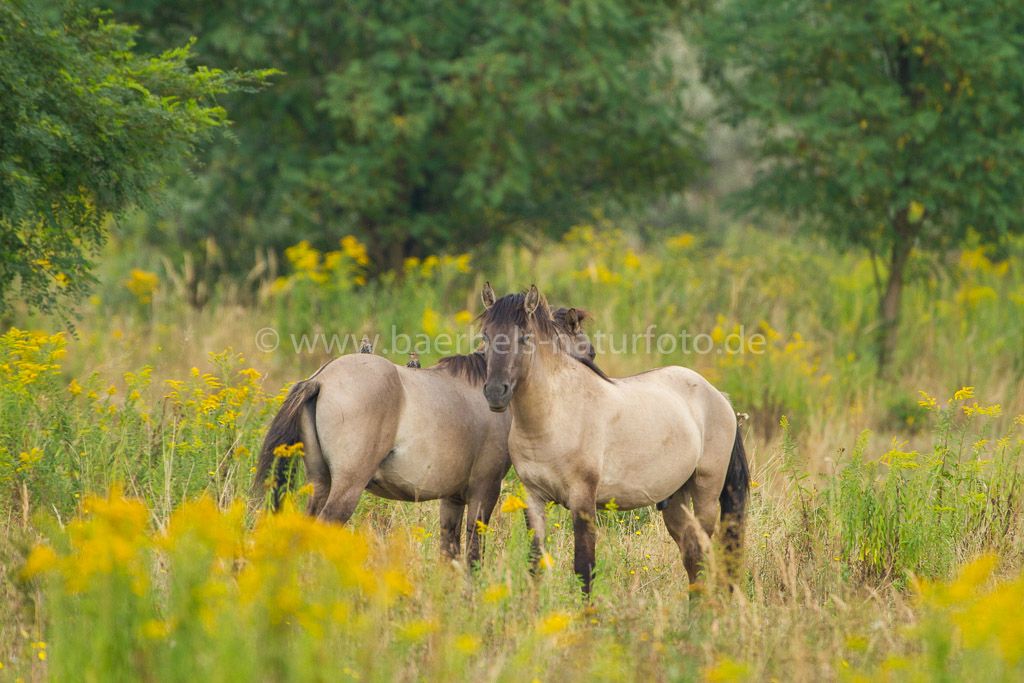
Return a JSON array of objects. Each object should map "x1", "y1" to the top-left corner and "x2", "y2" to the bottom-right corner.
[{"x1": 501, "y1": 383, "x2": 510, "y2": 395}]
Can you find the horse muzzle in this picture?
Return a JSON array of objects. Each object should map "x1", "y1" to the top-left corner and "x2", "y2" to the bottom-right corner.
[{"x1": 483, "y1": 381, "x2": 513, "y2": 412}]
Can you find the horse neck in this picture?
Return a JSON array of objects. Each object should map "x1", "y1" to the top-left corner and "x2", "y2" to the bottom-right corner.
[{"x1": 509, "y1": 344, "x2": 578, "y2": 434}]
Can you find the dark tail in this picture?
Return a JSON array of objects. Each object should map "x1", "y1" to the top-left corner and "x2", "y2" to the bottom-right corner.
[
  {"x1": 719, "y1": 425, "x2": 750, "y2": 577},
  {"x1": 252, "y1": 379, "x2": 321, "y2": 511}
]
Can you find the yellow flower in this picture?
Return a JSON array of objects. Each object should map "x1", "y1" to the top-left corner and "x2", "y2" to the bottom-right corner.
[
  {"x1": 907, "y1": 200, "x2": 925, "y2": 223},
  {"x1": 421, "y1": 255, "x2": 440, "y2": 278},
  {"x1": 140, "y1": 619, "x2": 173, "y2": 640},
  {"x1": 962, "y1": 402, "x2": 1001, "y2": 417},
  {"x1": 20, "y1": 544, "x2": 59, "y2": 580},
  {"x1": 454, "y1": 634, "x2": 481, "y2": 654},
  {"x1": 704, "y1": 656, "x2": 750, "y2": 683},
  {"x1": 123, "y1": 268, "x2": 159, "y2": 305},
  {"x1": 422, "y1": 307, "x2": 441, "y2": 337},
  {"x1": 917, "y1": 390, "x2": 938, "y2": 410},
  {"x1": 952, "y1": 386, "x2": 975, "y2": 402},
  {"x1": 666, "y1": 232, "x2": 696, "y2": 251},
  {"x1": 454, "y1": 309, "x2": 474, "y2": 326},
  {"x1": 68, "y1": 378, "x2": 83, "y2": 396},
  {"x1": 285, "y1": 241, "x2": 320, "y2": 272},
  {"x1": 340, "y1": 235, "x2": 370, "y2": 267},
  {"x1": 537, "y1": 552, "x2": 555, "y2": 570},
  {"x1": 536, "y1": 611, "x2": 572, "y2": 636},
  {"x1": 16, "y1": 447, "x2": 44, "y2": 473},
  {"x1": 482, "y1": 583, "x2": 509, "y2": 603},
  {"x1": 273, "y1": 442, "x2": 304, "y2": 459},
  {"x1": 500, "y1": 495, "x2": 528, "y2": 513}
]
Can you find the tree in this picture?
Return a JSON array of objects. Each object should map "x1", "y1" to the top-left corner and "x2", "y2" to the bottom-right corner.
[
  {"x1": 101, "y1": 0, "x2": 699, "y2": 272},
  {"x1": 0, "y1": 1, "x2": 268, "y2": 317},
  {"x1": 697, "y1": 1, "x2": 1024, "y2": 371}
]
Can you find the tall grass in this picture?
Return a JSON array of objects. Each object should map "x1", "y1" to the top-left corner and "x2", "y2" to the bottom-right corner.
[{"x1": 2, "y1": 223, "x2": 1024, "y2": 680}]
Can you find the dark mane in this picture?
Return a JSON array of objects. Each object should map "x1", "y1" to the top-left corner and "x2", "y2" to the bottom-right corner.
[
  {"x1": 480, "y1": 292, "x2": 559, "y2": 337},
  {"x1": 482, "y1": 292, "x2": 613, "y2": 384},
  {"x1": 574, "y1": 355, "x2": 613, "y2": 382},
  {"x1": 434, "y1": 352, "x2": 488, "y2": 385}
]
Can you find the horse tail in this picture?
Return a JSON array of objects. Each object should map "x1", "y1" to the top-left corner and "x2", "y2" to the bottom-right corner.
[
  {"x1": 253, "y1": 379, "x2": 322, "y2": 511},
  {"x1": 719, "y1": 424, "x2": 750, "y2": 576}
]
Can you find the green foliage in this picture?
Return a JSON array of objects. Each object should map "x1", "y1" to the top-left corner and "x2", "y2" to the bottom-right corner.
[
  {"x1": 699, "y1": 0, "x2": 1024, "y2": 250},
  {"x1": 831, "y1": 395, "x2": 1022, "y2": 583},
  {"x1": 697, "y1": 0, "x2": 1024, "y2": 366},
  {"x1": 102, "y1": 0, "x2": 698, "y2": 271},
  {"x1": 0, "y1": 1, "x2": 268, "y2": 317}
]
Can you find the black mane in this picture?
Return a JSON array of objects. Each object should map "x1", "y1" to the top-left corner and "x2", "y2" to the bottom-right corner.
[
  {"x1": 434, "y1": 352, "x2": 488, "y2": 385},
  {"x1": 481, "y1": 292, "x2": 612, "y2": 384}
]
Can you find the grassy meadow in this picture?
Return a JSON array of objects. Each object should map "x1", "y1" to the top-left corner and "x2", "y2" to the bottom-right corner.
[{"x1": 2, "y1": 222, "x2": 1024, "y2": 681}]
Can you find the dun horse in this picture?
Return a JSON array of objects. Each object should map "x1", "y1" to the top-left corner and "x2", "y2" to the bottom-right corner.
[
  {"x1": 479, "y1": 284, "x2": 749, "y2": 593},
  {"x1": 254, "y1": 308, "x2": 594, "y2": 566}
]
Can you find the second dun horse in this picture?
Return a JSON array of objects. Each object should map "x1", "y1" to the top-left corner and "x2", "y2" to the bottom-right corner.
[
  {"x1": 479, "y1": 284, "x2": 749, "y2": 594},
  {"x1": 254, "y1": 307, "x2": 594, "y2": 566}
]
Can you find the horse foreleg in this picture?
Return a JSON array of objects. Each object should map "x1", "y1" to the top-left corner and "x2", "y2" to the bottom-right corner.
[
  {"x1": 569, "y1": 493, "x2": 598, "y2": 596},
  {"x1": 439, "y1": 498, "x2": 464, "y2": 562},
  {"x1": 465, "y1": 479, "x2": 501, "y2": 568},
  {"x1": 523, "y1": 490, "x2": 548, "y2": 574}
]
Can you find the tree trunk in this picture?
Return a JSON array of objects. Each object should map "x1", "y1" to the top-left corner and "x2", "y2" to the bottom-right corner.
[{"x1": 875, "y1": 213, "x2": 916, "y2": 375}]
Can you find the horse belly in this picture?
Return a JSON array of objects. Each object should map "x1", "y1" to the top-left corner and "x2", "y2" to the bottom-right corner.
[
  {"x1": 367, "y1": 442, "x2": 465, "y2": 501},
  {"x1": 596, "y1": 421, "x2": 700, "y2": 510},
  {"x1": 596, "y1": 464, "x2": 695, "y2": 510}
]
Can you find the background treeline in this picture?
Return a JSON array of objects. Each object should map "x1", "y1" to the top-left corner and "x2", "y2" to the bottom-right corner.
[{"x1": 3, "y1": 0, "x2": 1024, "y2": 364}]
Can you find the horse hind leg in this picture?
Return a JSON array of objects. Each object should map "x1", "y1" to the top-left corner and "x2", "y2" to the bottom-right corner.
[
  {"x1": 316, "y1": 444, "x2": 391, "y2": 524},
  {"x1": 661, "y1": 487, "x2": 712, "y2": 587},
  {"x1": 314, "y1": 400, "x2": 400, "y2": 525},
  {"x1": 301, "y1": 406, "x2": 332, "y2": 516}
]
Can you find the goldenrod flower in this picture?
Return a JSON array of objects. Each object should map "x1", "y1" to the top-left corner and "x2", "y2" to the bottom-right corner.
[
  {"x1": 537, "y1": 552, "x2": 555, "y2": 570},
  {"x1": 536, "y1": 611, "x2": 572, "y2": 636},
  {"x1": 20, "y1": 544, "x2": 58, "y2": 580},
  {"x1": 123, "y1": 268, "x2": 159, "y2": 305},
  {"x1": 422, "y1": 307, "x2": 440, "y2": 337},
  {"x1": 952, "y1": 386, "x2": 975, "y2": 402},
  {"x1": 666, "y1": 232, "x2": 697, "y2": 250},
  {"x1": 907, "y1": 200, "x2": 925, "y2": 223},
  {"x1": 273, "y1": 442, "x2": 304, "y2": 459},
  {"x1": 500, "y1": 495, "x2": 528, "y2": 513},
  {"x1": 454, "y1": 634, "x2": 481, "y2": 654},
  {"x1": 482, "y1": 583, "x2": 509, "y2": 603}
]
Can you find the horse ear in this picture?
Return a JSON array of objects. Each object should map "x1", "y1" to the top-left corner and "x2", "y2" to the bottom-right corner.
[
  {"x1": 482, "y1": 281, "x2": 496, "y2": 309},
  {"x1": 564, "y1": 308, "x2": 581, "y2": 333},
  {"x1": 524, "y1": 284, "x2": 541, "y2": 316}
]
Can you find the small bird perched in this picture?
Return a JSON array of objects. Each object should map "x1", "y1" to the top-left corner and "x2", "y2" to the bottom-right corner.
[
  {"x1": 406, "y1": 352, "x2": 421, "y2": 368},
  {"x1": 359, "y1": 335, "x2": 373, "y2": 354}
]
